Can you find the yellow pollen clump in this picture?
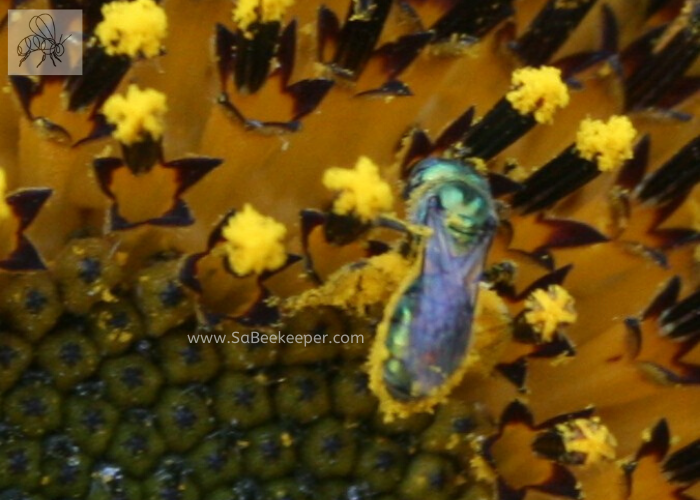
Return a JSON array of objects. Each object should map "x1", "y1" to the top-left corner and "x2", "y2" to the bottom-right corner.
[
  {"x1": 506, "y1": 66, "x2": 570, "y2": 124},
  {"x1": 96, "y1": 0, "x2": 168, "y2": 58},
  {"x1": 575, "y1": 115, "x2": 637, "y2": 172},
  {"x1": 0, "y1": 169, "x2": 10, "y2": 221},
  {"x1": 285, "y1": 251, "x2": 412, "y2": 315},
  {"x1": 103, "y1": 85, "x2": 168, "y2": 145},
  {"x1": 524, "y1": 285, "x2": 577, "y2": 341},
  {"x1": 221, "y1": 204, "x2": 288, "y2": 276},
  {"x1": 233, "y1": 0, "x2": 295, "y2": 32},
  {"x1": 557, "y1": 417, "x2": 617, "y2": 466},
  {"x1": 322, "y1": 156, "x2": 394, "y2": 222}
]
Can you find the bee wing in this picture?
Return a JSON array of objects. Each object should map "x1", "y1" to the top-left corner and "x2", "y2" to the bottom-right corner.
[
  {"x1": 30, "y1": 14, "x2": 56, "y2": 40},
  {"x1": 396, "y1": 206, "x2": 494, "y2": 393},
  {"x1": 422, "y1": 199, "x2": 493, "y2": 292}
]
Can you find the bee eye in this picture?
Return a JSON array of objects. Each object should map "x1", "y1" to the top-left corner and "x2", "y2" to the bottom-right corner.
[{"x1": 437, "y1": 185, "x2": 465, "y2": 211}]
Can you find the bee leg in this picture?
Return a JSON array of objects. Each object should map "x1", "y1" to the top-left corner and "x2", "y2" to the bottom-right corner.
[
  {"x1": 482, "y1": 260, "x2": 517, "y2": 294},
  {"x1": 37, "y1": 54, "x2": 46, "y2": 67},
  {"x1": 375, "y1": 215, "x2": 430, "y2": 258},
  {"x1": 374, "y1": 215, "x2": 408, "y2": 233},
  {"x1": 375, "y1": 215, "x2": 431, "y2": 239}
]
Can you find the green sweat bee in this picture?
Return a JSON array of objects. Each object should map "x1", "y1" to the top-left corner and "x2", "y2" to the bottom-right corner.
[{"x1": 379, "y1": 158, "x2": 498, "y2": 401}]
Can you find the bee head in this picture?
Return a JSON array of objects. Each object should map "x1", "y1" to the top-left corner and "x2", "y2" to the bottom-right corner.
[
  {"x1": 439, "y1": 184, "x2": 498, "y2": 243},
  {"x1": 403, "y1": 158, "x2": 488, "y2": 199},
  {"x1": 405, "y1": 158, "x2": 497, "y2": 244}
]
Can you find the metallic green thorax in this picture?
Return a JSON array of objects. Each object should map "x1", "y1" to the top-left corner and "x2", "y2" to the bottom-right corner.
[{"x1": 382, "y1": 158, "x2": 497, "y2": 400}]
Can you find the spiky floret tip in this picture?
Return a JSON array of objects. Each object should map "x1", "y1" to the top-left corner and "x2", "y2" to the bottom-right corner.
[
  {"x1": 556, "y1": 417, "x2": 618, "y2": 466},
  {"x1": 524, "y1": 285, "x2": 577, "y2": 341}
]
